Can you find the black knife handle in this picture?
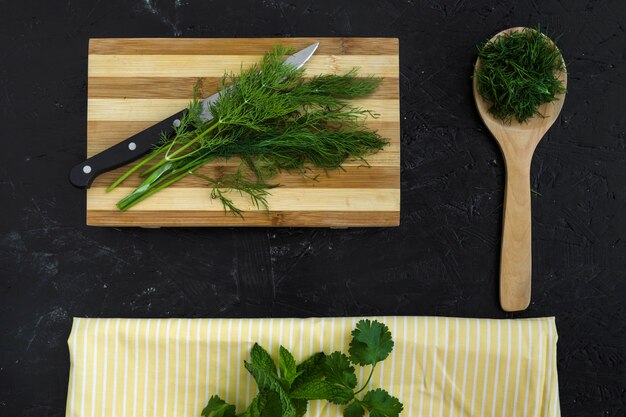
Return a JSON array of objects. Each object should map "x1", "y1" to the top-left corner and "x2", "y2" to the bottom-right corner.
[{"x1": 69, "y1": 110, "x2": 186, "y2": 189}]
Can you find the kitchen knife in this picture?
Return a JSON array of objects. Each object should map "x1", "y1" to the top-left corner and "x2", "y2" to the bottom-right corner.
[{"x1": 69, "y1": 42, "x2": 320, "y2": 189}]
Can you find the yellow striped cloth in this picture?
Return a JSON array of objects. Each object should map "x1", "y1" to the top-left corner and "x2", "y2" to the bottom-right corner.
[{"x1": 65, "y1": 316, "x2": 560, "y2": 417}]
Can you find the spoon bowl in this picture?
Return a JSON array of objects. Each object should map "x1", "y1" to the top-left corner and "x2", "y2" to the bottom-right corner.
[{"x1": 473, "y1": 27, "x2": 567, "y2": 312}]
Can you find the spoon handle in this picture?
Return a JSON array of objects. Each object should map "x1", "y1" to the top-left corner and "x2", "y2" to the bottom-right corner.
[{"x1": 500, "y1": 156, "x2": 533, "y2": 311}]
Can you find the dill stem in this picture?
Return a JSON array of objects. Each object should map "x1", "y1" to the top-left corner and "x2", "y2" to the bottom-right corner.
[
  {"x1": 117, "y1": 170, "x2": 192, "y2": 211},
  {"x1": 141, "y1": 121, "x2": 220, "y2": 177},
  {"x1": 106, "y1": 146, "x2": 166, "y2": 192},
  {"x1": 117, "y1": 156, "x2": 208, "y2": 211}
]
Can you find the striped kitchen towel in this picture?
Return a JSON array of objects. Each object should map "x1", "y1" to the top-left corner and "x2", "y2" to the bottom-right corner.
[{"x1": 65, "y1": 316, "x2": 560, "y2": 417}]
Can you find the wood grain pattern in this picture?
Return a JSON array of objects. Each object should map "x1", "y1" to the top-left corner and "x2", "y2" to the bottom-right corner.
[
  {"x1": 86, "y1": 211, "x2": 401, "y2": 227},
  {"x1": 88, "y1": 37, "x2": 399, "y2": 55},
  {"x1": 88, "y1": 55, "x2": 399, "y2": 78},
  {"x1": 89, "y1": 188, "x2": 400, "y2": 211},
  {"x1": 87, "y1": 77, "x2": 400, "y2": 99},
  {"x1": 86, "y1": 37, "x2": 400, "y2": 227},
  {"x1": 86, "y1": 98, "x2": 399, "y2": 122},
  {"x1": 473, "y1": 28, "x2": 567, "y2": 311}
]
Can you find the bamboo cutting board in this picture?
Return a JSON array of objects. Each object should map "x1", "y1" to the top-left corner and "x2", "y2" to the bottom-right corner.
[{"x1": 86, "y1": 38, "x2": 400, "y2": 227}]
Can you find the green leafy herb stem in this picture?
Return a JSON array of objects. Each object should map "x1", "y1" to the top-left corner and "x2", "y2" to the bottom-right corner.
[
  {"x1": 201, "y1": 319, "x2": 403, "y2": 417},
  {"x1": 475, "y1": 26, "x2": 566, "y2": 123},
  {"x1": 109, "y1": 46, "x2": 387, "y2": 215}
]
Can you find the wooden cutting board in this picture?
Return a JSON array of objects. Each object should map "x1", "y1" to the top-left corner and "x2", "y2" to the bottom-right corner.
[{"x1": 86, "y1": 38, "x2": 400, "y2": 227}]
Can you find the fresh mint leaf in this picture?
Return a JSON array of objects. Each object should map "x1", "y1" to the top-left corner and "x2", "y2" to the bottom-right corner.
[
  {"x1": 296, "y1": 352, "x2": 326, "y2": 376},
  {"x1": 292, "y1": 399, "x2": 308, "y2": 417},
  {"x1": 323, "y1": 352, "x2": 357, "y2": 389},
  {"x1": 201, "y1": 395, "x2": 236, "y2": 417},
  {"x1": 290, "y1": 379, "x2": 354, "y2": 405},
  {"x1": 204, "y1": 319, "x2": 402, "y2": 417},
  {"x1": 348, "y1": 320, "x2": 394, "y2": 366},
  {"x1": 344, "y1": 401, "x2": 365, "y2": 417},
  {"x1": 260, "y1": 391, "x2": 282, "y2": 417},
  {"x1": 362, "y1": 389, "x2": 403, "y2": 417},
  {"x1": 244, "y1": 361, "x2": 296, "y2": 417},
  {"x1": 279, "y1": 345, "x2": 301, "y2": 386},
  {"x1": 291, "y1": 352, "x2": 326, "y2": 391},
  {"x1": 250, "y1": 343, "x2": 277, "y2": 376},
  {"x1": 238, "y1": 394, "x2": 263, "y2": 417},
  {"x1": 239, "y1": 391, "x2": 283, "y2": 417}
]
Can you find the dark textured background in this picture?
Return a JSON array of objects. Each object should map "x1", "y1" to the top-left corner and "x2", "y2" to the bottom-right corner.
[{"x1": 1, "y1": 0, "x2": 625, "y2": 416}]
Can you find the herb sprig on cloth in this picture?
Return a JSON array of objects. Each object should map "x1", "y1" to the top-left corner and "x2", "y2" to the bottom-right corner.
[
  {"x1": 108, "y1": 46, "x2": 388, "y2": 215},
  {"x1": 201, "y1": 319, "x2": 403, "y2": 417},
  {"x1": 475, "y1": 26, "x2": 566, "y2": 123}
]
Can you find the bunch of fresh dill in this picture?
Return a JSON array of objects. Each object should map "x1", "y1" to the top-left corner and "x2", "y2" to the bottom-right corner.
[
  {"x1": 476, "y1": 27, "x2": 566, "y2": 123},
  {"x1": 108, "y1": 46, "x2": 388, "y2": 215}
]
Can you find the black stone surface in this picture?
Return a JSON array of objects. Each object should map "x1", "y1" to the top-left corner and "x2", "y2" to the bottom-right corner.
[{"x1": 1, "y1": 1, "x2": 625, "y2": 416}]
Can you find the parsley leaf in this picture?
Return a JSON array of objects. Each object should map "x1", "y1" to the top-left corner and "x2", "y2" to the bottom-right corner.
[
  {"x1": 201, "y1": 395, "x2": 236, "y2": 417},
  {"x1": 348, "y1": 320, "x2": 394, "y2": 366},
  {"x1": 362, "y1": 389, "x2": 403, "y2": 417},
  {"x1": 323, "y1": 352, "x2": 357, "y2": 389}
]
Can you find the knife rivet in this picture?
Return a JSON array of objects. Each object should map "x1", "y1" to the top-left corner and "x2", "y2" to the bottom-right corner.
[
  {"x1": 173, "y1": 119, "x2": 181, "y2": 128},
  {"x1": 128, "y1": 142, "x2": 137, "y2": 151},
  {"x1": 83, "y1": 165, "x2": 92, "y2": 174}
]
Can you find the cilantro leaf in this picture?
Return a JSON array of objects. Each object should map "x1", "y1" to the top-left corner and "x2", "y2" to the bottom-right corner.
[
  {"x1": 244, "y1": 361, "x2": 296, "y2": 417},
  {"x1": 362, "y1": 389, "x2": 403, "y2": 417},
  {"x1": 250, "y1": 343, "x2": 277, "y2": 376},
  {"x1": 201, "y1": 395, "x2": 236, "y2": 417},
  {"x1": 289, "y1": 379, "x2": 354, "y2": 405},
  {"x1": 348, "y1": 320, "x2": 394, "y2": 366},
  {"x1": 323, "y1": 352, "x2": 357, "y2": 389},
  {"x1": 279, "y1": 345, "x2": 301, "y2": 386},
  {"x1": 344, "y1": 401, "x2": 365, "y2": 417}
]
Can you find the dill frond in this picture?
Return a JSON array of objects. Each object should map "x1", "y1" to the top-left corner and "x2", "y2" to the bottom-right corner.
[
  {"x1": 112, "y1": 45, "x2": 388, "y2": 215},
  {"x1": 476, "y1": 26, "x2": 566, "y2": 123}
]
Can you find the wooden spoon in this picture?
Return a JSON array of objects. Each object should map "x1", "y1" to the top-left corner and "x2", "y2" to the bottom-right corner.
[{"x1": 473, "y1": 27, "x2": 567, "y2": 312}]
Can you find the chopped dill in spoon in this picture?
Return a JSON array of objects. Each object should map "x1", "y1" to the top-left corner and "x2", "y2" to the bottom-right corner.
[
  {"x1": 108, "y1": 46, "x2": 388, "y2": 216},
  {"x1": 476, "y1": 26, "x2": 566, "y2": 123}
]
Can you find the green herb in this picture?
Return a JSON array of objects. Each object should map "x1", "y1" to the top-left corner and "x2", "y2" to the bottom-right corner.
[
  {"x1": 202, "y1": 319, "x2": 403, "y2": 417},
  {"x1": 476, "y1": 26, "x2": 566, "y2": 123},
  {"x1": 109, "y1": 46, "x2": 388, "y2": 215}
]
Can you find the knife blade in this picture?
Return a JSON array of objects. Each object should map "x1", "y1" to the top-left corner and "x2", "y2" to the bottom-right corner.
[{"x1": 69, "y1": 42, "x2": 320, "y2": 189}]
